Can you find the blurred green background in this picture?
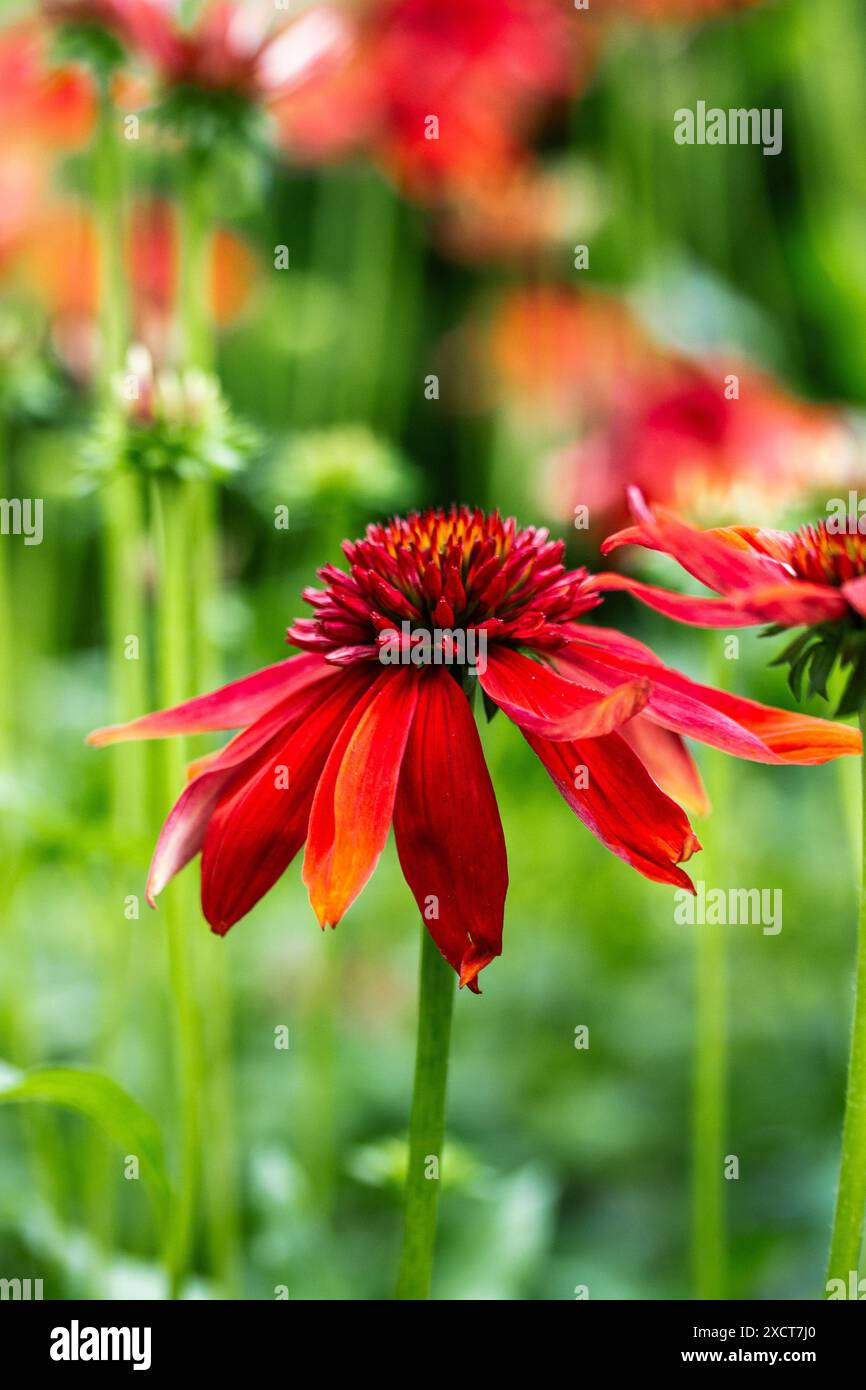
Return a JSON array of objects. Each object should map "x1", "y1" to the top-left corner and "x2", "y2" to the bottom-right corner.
[{"x1": 1, "y1": 0, "x2": 865, "y2": 1299}]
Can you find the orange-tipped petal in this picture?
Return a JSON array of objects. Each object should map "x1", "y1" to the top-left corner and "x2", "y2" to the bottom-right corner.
[
  {"x1": 199, "y1": 668, "x2": 374, "y2": 933},
  {"x1": 303, "y1": 667, "x2": 419, "y2": 929}
]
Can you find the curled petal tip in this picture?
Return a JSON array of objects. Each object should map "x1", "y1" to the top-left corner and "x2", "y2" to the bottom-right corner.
[{"x1": 85, "y1": 726, "x2": 114, "y2": 747}]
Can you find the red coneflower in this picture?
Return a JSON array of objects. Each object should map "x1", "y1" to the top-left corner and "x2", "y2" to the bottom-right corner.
[
  {"x1": 597, "y1": 486, "x2": 866, "y2": 1297},
  {"x1": 598, "y1": 487, "x2": 866, "y2": 711},
  {"x1": 88, "y1": 506, "x2": 859, "y2": 990}
]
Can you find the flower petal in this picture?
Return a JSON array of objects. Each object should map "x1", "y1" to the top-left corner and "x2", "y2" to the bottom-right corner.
[
  {"x1": 146, "y1": 669, "x2": 352, "y2": 905},
  {"x1": 525, "y1": 728, "x2": 699, "y2": 891},
  {"x1": 200, "y1": 667, "x2": 374, "y2": 934},
  {"x1": 303, "y1": 667, "x2": 419, "y2": 929},
  {"x1": 87, "y1": 651, "x2": 329, "y2": 746},
  {"x1": 601, "y1": 486, "x2": 788, "y2": 594},
  {"x1": 478, "y1": 645, "x2": 649, "y2": 740},
  {"x1": 732, "y1": 582, "x2": 848, "y2": 626},
  {"x1": 592, "y1": 571, "x2": 763, "y2": 627},
  {"x1": 619, "y1": 716, "x2": 710, "y2": 817},
  {"x1": 557, "y1": 640, "x2": 860, "y2": 764},
  {"x1": 842, "y1": 575, "x2": 866, "y2": 618},
  {"x1": 393, "y1": 669, "x2": 508, "y2": 990}
]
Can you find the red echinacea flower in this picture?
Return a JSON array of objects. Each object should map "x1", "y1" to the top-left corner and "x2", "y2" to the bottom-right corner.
[
  {"x1": 88, "y1": 507, "x2": 860, "y2": 989},
  {"x1": 599, "y1": 487, "x2": 866, "y2": 713}
]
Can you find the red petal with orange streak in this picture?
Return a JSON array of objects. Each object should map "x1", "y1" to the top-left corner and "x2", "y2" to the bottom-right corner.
[
  {"x1": 479, "y1": 645, "x2": 649, "y2": 740},
  {"x1": 556, "y1": 641, "x2": 859, "y2": 763},
  {"x1": 525, "y1": 728, "x2": 700, "y2": 891},
  {"x1": 393, "y1": 670, "x2": 508, "y2": 991},
  {"x1": 146, "y1": 666, "x2": 361, "y2": 905},
  {"x1": 303, "y1": 668, "x2": 419, "y2": 929},
  {"x1": 200, "y1": 668, "x2": 374, "y2": 934}
]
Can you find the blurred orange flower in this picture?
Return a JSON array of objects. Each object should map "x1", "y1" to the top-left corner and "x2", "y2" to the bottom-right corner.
[{"x1": 9, "y1": 196, "x2": 258, "y2": 380}]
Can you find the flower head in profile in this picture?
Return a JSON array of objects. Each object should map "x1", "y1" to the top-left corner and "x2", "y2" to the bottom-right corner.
[
  {"x1": 88, "y1": 507, "x2": 859, "y2": 990},
  {"x1": 599, "y1": 488, "x2": 866, "y2": 714},
  {"x1": 104, "y1": 0, "x2": 349, "y2": 143}
]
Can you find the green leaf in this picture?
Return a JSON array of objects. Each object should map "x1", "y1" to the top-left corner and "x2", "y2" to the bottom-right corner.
[
  {"x1": 787, "y1": 647, "x2": 813, "y2": 702},
  {"x1": 768, "y1": 630, "x2": 814, "y2": 669},
  {"x1": 482, "y1": 691, "x2": 500, "y2": 724},
  {"x1": 0, "y1": 1064, "x2": 171, "y2": 1232},
  {"x1": 836, "y1": 651, "x2": 866, "y2": 717},
  {"x1": 807, "y1": 638, "x2": 840, "y2": 701}
]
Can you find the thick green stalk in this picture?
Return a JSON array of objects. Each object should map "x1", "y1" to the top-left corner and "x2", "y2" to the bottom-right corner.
[
  {"x1": 826, "y1": 709, "x2": 866, "y2": 1290},
  {"x1": 396, "y1": 926, "x2": 456, "y2": 1300},
  {"x1": 152, "y1": 478, "x2": 203, "y2": 1298}
]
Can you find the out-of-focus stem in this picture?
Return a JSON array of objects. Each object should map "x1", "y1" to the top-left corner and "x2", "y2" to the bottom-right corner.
[
  {"x1": 826, "y1": 711, "x2": 866, "y2": 1291},
  {"x1": 691, "y1": 643, "x2": 730, "y2": 1300},
  {"x1": 151, "y1": 477, "x2": 202, "y2": 1299},
  {"x1": 178, "y1": 147, "x2": 241, "y2": 1298}
]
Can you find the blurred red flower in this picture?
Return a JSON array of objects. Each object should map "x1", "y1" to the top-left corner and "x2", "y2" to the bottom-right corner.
[
  {"x1": 276, "y1": 0, "x2": 594, "y2": 197},
  {"x1": 89, "y1": 507, "x2": 858, "y2": 988},
  {"x1": 547, "y1": 354, "x2": 855, "y2": 531}
]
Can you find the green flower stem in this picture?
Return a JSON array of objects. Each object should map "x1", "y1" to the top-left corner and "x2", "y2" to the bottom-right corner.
[
  {"x1": 691, "y1": 645, "x2": 731, "y2": 1300},
  {"x1": 826, "y1": 707, "x2": 866, "y2": 1291},
  {"x1": 692, "y1": 893, "x2": 728, "y2": 1300},
  {"x1": 151, "y1": 477, "x2": 203, "y2": 1299},
  {"x1": 396, "y1": 925, "x2": 456, "y2": 1301},
  {"x1": 86, "y1": 72, "x2": 150, "y2": 1289},
  {"x1": 178, "y1": 147, "x2": 241, "y2": 1297}
]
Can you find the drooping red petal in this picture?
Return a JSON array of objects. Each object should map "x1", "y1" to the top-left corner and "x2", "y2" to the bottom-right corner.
[
  {"x1": 525, "y1": 727, "x2": 699, "y2": 891},
  {"x1": 478, "y1": 645, "x2": 649, "y2": 740},
  {"x1": 302, "y1": 667, "x2": 419, "y2": 929},
  {"x1": 393, "y1": 669, "x2": 508, "y2": 991},
  {"x1": 679, "y1": 681, "x2": 862, "y2": 764},
  {"x1": 619, "y1": 715, "x2": 710, "y2": 817},
  {"x1": 556, "y1": 641, "x2": 774, "y2": 759},
  {"x1": 87, "y1": 652, "x2": 329, "y2": 746},
  {"x1": 200, "y1": 667, "x2": 374, "y2": 934},
  {"x1": 146, "y1": 667, "x2": 354, "y2": 905},
  {"x1": 557, "y1": 640, "x2": 860, "y2": 764}
]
